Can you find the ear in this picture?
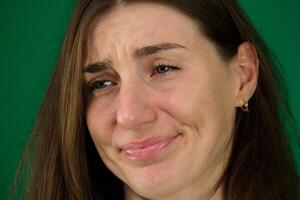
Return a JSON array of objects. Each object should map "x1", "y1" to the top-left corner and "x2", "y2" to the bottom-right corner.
[{"x1": 232, "y1": 42, "x2": 259, "y2": 107}]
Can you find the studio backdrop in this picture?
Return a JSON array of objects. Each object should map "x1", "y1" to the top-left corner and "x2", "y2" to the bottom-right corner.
[{"x1": 0, "y1": 0, "x2": 299, "y2": 199}]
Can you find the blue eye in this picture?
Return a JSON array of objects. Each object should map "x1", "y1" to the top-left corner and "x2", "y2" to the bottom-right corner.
[
  {"x1": 88, "y1": 79, "x2": 114, "y2": 92},
  {"x1": 153, "y1": 64, "x2": 178, "y2": 76}
]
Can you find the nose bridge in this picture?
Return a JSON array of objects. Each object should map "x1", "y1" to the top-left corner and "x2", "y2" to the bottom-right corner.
[{"x1": 116, "y1": 77, "x2": 156, "y2": 129}]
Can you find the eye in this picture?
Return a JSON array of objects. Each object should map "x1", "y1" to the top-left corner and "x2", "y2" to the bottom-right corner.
[
  {"x1": 152, "y1": 64, "x2": 179, "y2": 77},
  {"x1": 87, "y1": 79, "x2": 116, "y2": 93}
]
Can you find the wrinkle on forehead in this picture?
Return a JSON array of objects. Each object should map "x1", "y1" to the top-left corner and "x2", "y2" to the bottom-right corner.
[{"x1": 85, "y1": 2, "x2": 202, "y2": 65}]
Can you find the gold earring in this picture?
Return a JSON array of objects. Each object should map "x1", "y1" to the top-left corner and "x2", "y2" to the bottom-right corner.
[{"x1": 241, "y1": 100, "x2": 249, "y2": 112}]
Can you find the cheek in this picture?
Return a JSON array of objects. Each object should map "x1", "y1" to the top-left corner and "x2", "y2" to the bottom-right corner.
[
  {"x1": 159, "y1": 68, "x2": 235, "y2": 141},
  {"x1": 159, "y1": 74, "x2": 216, "y2": 126},
  {"x1": 85, "y1": 100, "x2": 114, "y2": 148}
]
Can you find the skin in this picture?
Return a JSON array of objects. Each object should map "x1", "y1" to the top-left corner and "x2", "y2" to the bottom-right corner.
[{"x1": 84, "y1": 2, "x2": 258, "y2": 200}]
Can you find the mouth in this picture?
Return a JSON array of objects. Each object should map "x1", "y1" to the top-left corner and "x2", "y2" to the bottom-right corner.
[{"x1": 120, "y1": 135, "x2": 179, "y2": 161}]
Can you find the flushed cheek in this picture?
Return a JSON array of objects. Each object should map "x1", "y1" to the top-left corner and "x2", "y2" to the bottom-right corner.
[
  {"x1": 85, "y1": 99, "x2": 134, "y2": 181},
  {"x1": 158, "y1": 74, "x2": 232, "y2": 160},
  {"x1": 86, "y1": 110, "x2": 126, "y2": 178},
  {"x1": 86, "y1": 101, "x2": 115, "y2": 147},
  {"x1": 157, "y1": 78, "x2": 209, "y2": 128}
]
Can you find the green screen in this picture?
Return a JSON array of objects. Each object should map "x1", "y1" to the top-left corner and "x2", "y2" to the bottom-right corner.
[{"x1": 0, "y1": 0, "x2": 299, "y2": 199}]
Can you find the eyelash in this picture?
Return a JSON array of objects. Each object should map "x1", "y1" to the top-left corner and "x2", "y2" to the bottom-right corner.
[
  {"x1": 86, "y1": 77, "x2": 115, "y2": 93},
  {"x1": 151, "y1": 63, "x2": 179, "y2": 77},
  {"x1": 86, "y1": 63, "x2": 179, "y2": 93}
]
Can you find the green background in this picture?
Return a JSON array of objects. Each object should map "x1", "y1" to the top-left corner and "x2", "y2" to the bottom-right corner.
[{"x1": 0, "y1": 0, "x2": 299, "y2": 199}]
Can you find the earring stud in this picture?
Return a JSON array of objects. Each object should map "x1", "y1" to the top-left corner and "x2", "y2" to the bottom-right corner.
[{"x1": 241, "y1": 100, "x2": 249, "y2": 112}]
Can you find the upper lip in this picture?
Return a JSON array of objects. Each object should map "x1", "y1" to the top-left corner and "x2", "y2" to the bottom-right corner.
[{"x1": 120, "y1": 135, "x2": 177, "y2": 151}]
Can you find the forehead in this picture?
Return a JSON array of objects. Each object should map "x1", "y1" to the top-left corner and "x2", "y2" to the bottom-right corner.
[{"x1": 86, "y1": 2, "x2": 203, "y2": 62}]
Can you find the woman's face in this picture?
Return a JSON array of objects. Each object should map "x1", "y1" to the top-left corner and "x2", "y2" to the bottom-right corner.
[{"x1": 84, "y1": 2, "x2": 241, "y2": 199}]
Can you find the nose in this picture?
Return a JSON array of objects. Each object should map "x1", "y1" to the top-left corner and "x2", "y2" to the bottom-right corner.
[{"x1": 116, "y1": 79, "x2": 157, "y2": 130}]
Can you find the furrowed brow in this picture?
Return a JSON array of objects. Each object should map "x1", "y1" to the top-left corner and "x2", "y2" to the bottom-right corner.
[
  {"x1": 82, "y1": 60, "x2": 112, "y2": 74},
  {"x1": 134, "y1": 43, "x2": 187, "y2": 58},
  {"x1": 82, "y1": 43, "x2": 187, "y2": 73}
]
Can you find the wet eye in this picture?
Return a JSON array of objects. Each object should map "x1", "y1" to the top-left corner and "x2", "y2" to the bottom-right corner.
[
  {"x1": 153, "y1": 64, "x2": 179, "y2": 76},
  {"x1": 88, "y1": 79, "x2": 115, "y2": 92}
]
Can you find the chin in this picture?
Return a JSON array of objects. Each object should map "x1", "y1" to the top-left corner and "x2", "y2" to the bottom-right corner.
[{"x1": 118, "y1": 134, "x2": 192, "y2": 198}]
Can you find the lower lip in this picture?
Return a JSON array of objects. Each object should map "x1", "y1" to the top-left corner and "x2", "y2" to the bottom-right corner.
[{"x1": 121, "y1": 136, "x2": 177, "y2": 161}]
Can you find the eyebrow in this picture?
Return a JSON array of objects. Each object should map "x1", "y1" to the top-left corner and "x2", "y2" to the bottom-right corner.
[
  {"x1": 134, "y1": 42, "x2": 187, "y2": 58},
  {"x1": 82, "y1": 42, "x2": 187, "y2": 73},
  {"x1": 82, "y1": 60, "x2": 113, "y2": 73}
]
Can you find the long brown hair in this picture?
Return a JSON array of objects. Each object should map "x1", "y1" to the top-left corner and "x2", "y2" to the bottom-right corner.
[{"x1": 12, "y1": 0, "x2": 300, "y2": 199}]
